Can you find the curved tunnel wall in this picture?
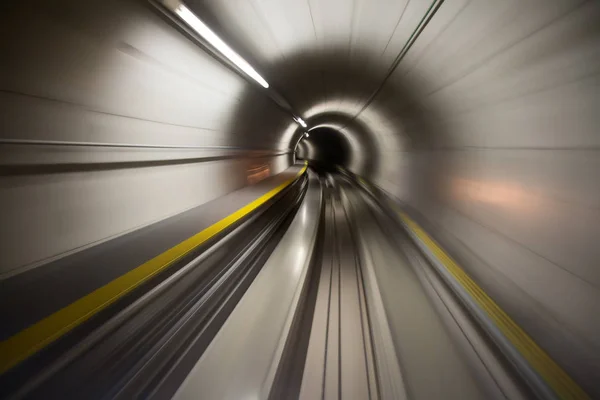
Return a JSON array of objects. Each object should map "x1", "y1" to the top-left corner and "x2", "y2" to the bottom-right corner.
[
  {"x1": 1, "y1": 0, "x2": 599, "y2": 394},
  {"x1": 0, "y1": 0, "x2": 295, "y2": 275}
]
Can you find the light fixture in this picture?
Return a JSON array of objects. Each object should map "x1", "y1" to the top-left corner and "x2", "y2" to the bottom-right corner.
[
  {"x1": 295, "y1": 117, "x2": 307, "y2": 128},
  {"x1": 174, "y1": 4, "x2": 269, "y2": 88},
  {"x1": 305, "y1": 132, "x2": 309, "y2": 138}
]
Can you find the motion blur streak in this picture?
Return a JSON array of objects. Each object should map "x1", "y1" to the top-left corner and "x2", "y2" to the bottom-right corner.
[{"x1": 0, "y1": 0, "x2": 598, "y2": 399}]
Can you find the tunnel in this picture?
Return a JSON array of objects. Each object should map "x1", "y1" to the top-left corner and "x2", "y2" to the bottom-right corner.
[{"x1": 0, "y1": 0, "x2": 598, "y2": 398}]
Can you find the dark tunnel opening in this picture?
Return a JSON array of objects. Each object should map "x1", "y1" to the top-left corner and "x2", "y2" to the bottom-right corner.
[{"x1": 296, "y1": 127, "x2": 351, "y2": 171}]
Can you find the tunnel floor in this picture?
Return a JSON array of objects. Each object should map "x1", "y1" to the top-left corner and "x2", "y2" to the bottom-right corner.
[{"x1": 0, "y1": 165, "x2": 589, "y2": 400}]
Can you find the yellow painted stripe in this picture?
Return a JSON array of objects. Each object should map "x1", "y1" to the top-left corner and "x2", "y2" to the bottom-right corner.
[
  {"x1": 0, "y1": 163, "x2": 308, "y2": 374},
  {"x1": 398, "y1": 211, "x2": 589, "y2": 400}
]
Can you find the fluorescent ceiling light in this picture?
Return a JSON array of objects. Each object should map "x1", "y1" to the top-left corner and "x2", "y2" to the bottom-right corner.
[
  {"x1": 174, "y1": 4, "x2": 269, "y2": 88},
  {"x1": 295, "y1": 117, "x2": 307, "y2": 128}
]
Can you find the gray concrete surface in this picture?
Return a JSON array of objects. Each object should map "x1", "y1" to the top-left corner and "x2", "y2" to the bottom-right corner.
[
  {"x1": 0, "y1": 0, "x2": 295, "y2": 274},
  {"x1": 174, "y1": 170, "x2": 322, "y2": 400}
]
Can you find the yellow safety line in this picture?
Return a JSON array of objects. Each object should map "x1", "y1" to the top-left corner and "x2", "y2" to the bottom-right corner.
[
  {"x1": 398, "y1": 211, "x2": 589, "y2": 400},
  {"x1": 0, "y1": 163, "x2": 308, "y2": 374}
]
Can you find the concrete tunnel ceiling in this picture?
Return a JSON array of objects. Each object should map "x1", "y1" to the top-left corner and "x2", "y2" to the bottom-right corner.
[
  {"x1": 184, "y1": 0, "x2": 600, "y2": 184},
  {"x1": 186, "y1": 0, "x2": 446, "y2": 180}
]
